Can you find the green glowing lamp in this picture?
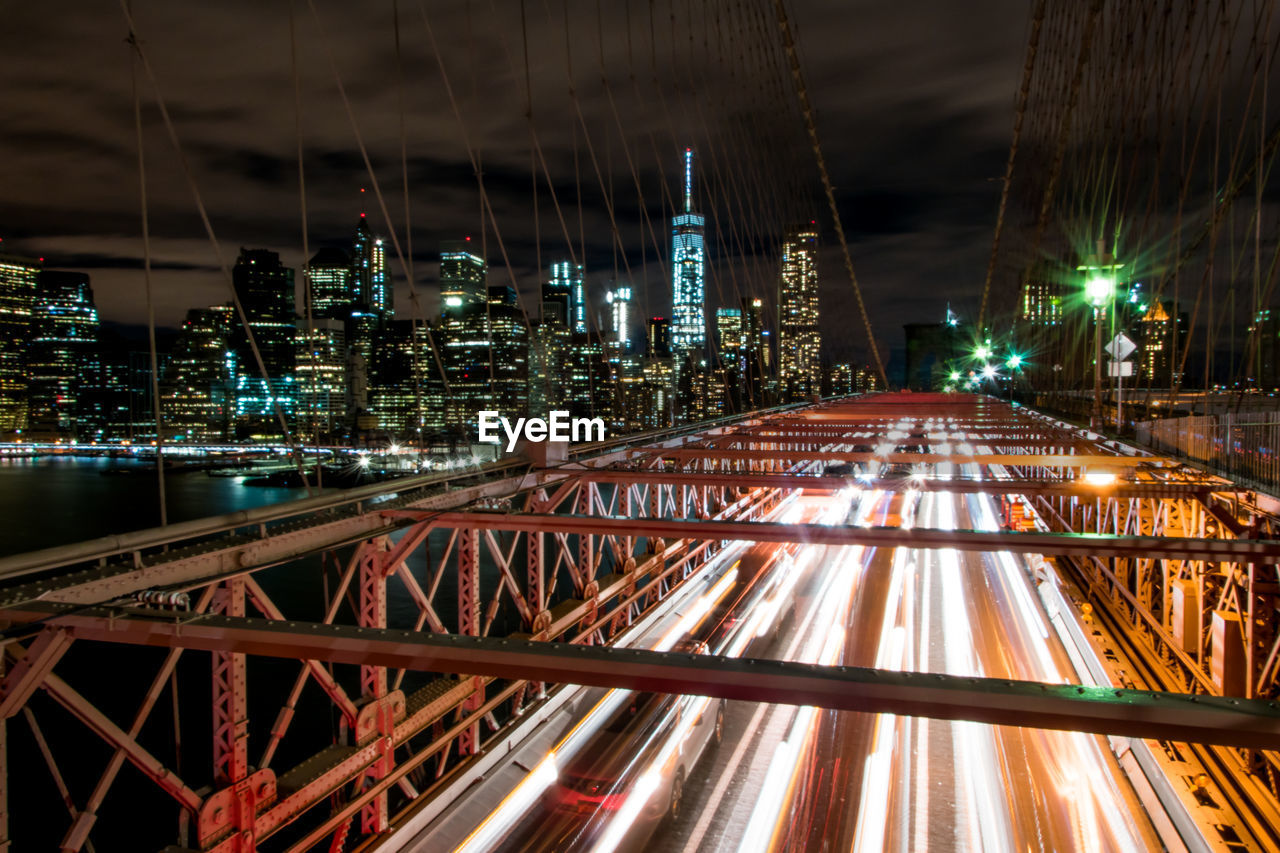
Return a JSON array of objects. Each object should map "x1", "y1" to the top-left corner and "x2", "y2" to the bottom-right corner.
[{"x1": 1085, "y1": 275, "x2": 1115, "y2": 307}]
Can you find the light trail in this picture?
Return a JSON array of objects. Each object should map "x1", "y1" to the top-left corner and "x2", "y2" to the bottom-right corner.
[
  {"x1": 734, "y1": 490, "x2": 879, "y2": 853},
  {"x1": 677, "y1": 533, "x2": 839, "y2": 853},
  {"x1": 596, "y1": 492, "x2": 866, "y2": 853},
  {"x1": 453, "y1": 546, "x2": 744, "y2": 852}
]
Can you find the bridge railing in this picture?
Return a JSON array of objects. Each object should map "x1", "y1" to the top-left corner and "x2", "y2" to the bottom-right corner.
[
  {"x1": 1136, "y1": 411, "x2": 1280, "y2": 491},
  {"x1": 0, "y1": 401, "x2": 813, "y2": 580}
]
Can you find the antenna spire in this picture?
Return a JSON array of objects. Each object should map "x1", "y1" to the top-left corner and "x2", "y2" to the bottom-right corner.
[{"x1": 684, "y1": 148, "x2": 693, "y2": 213}]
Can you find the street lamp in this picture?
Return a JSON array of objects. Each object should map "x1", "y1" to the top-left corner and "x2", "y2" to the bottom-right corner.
[
  {"x1": 1004, "y1": 352, "x2": 1024, "y2": 402},
  {"x1": 1085, "y1": 274, "x2": 1115, "y2": 430},
  {"x1": 1078, "y1": 245, "x2": 1124, "y2": 431}
]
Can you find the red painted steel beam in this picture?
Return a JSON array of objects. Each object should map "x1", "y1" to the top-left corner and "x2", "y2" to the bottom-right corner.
[
  {"x1": 580, "y1": 470, "x2": 1226, "y2": 497},
  {"x1": 41, "y1": 671, "x2": 203, "y2": 812},
  {"x1": 645, "y1": 449, "x2": 1155, "y2": 466},
  {"x1": 17, "y1": 605, "x2": 1280, "y2": 751},
  {"x1": 704, "y1": 433, "x2": 1098, "y2": 449},
  {"x1": 387, "y1": 512, "x2": 1280, "y2": 563},
  {"x1": 0, "y1": 628, "x2": 72, "y2": 718}
]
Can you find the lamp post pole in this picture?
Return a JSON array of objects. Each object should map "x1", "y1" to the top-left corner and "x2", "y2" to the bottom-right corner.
[
  {"x1": 1081, "y1": 245, "x2": 1120, "y2": 433},
  {"x1": 1092, "y1": 304, "x2": 1104, "y2": 430}
]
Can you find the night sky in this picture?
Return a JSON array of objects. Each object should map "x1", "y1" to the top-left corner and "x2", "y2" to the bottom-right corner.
[{"x1": 2, "y1": 1, "x2": 1027, "y2": 367}]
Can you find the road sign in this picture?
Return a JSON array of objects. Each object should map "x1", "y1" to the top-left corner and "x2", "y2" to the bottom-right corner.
[
  {"x1": 1104, "y1": 333, "x2": 1137, "y2": 362},
  {"x1": 1107, "y1": 361, "x2": 1134, "y2": 377}
]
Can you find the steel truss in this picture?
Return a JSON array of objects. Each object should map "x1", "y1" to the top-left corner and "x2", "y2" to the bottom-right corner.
[
  {"x1": 0, "y1": 421, "x2": 791, "y2": 851},
  {"x1": 0, "y1": 393, "x2": 1278, "y2": 850}
]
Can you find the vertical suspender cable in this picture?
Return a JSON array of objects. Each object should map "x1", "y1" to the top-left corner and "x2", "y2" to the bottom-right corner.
[
  {"x1": 772, "y1": 0, "x2": 887, "y2": 389},
  {"x1": 128, "y1": 23, "x2": 167, "y2": 527},
  {"x1": 979, "y1": 0, "x2": 1045, "y2": 334},
  {"x1": 290, "y1": 0, "x2": 321, "y2": 490},
  {"x1": 120, "y1": 1, "x2": 313, "y2": 493},
  {"x1": 393, "y1": 0, "x2": 425, "y2": 459}
]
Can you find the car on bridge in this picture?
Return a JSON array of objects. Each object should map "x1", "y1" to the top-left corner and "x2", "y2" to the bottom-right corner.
[{"x1": 543, "y1": 685, "x2": 725, "y2": 842}]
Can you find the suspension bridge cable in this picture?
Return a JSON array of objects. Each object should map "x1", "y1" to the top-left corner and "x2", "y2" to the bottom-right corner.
[{"x1": 772, "y1": 0, "x2": 887, "y2": 388}]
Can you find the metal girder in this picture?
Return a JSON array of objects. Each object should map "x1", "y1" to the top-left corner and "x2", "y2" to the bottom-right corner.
[
  {"x1": 0, "y1": 627, "x2": 72, "y2": 718},
  {"x1": 703, "y1": 432, "x2": 1099, "y2": 449},
  {"x1": 16, "y1": 605, "x2": 1280, "y2": 751},
  {"x1": 40, "y1": 671, "x2": 202, "y2": 812},
  {"x1": 0, "y1": 473, "x2": 536, "y2": 609},
  {"x1": 388, "y1": 511, "x2": 1280, "y2": 563},
  {"x1": 210, "y1": 579, "x2": 248, "y2": 788},
  {"x1": 581, "y1": 470, "x2": 1227, "y2": 497},
  {"x1": 645, "y1": 448, "x2": 1160, "y2": 466}
]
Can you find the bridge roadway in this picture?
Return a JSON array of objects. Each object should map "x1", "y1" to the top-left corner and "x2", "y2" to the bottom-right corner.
[
  {"x1": 2, "y1": 393, "x2": 1279, "y2": 852},
  {"x1": 396, "y1": 487, "x2": 1167, "y2": 852}
]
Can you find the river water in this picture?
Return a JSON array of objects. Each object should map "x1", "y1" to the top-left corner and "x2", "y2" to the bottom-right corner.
[{"x1": 0, "y1": 456, "x2": 307, "y2": 557}]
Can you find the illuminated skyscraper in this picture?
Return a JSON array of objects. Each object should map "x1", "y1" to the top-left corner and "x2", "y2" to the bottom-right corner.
[
  {"x1": 854, "y1": 366, "x2": 881, "y2": 393},
  {"x1": 440, "y1": 299, "x2": 530, "y2": 435},
  {"x1": 741, "y1": 297, "x2": 769, "y2": 407},
  {"x1": 529, "y1": 321, "x2": 568, "y2": 418},
  {"x1": 307, "y1": 247, "x2": 355, "y2": 319},
  {"x1": 27, "y1": 270, "x2": 99, "y2": 440},
  {"x1": 1142, "y1": 301, "x2": 1187, "y2": 388},
  {"x1": 541, "y1": 271, "x2": 571, "y2": 329},
  {"x1": 296, "y1": 318, "x2": 347, "y2": 441},
  {"x1": 0, "y1": 253, "x2": 39, "y2": 435},
  {"x1": 671, "y1": 148, "x2": 706, "y2": 353},
  {"x1": 565, "y1": 334, "x2": 610, "y2": 422},
  {"x1": 1020, "y1": 276, "x2": 1063, "y2": 326},
  {"x1": 646, "y1": 316, "x2": 671, "y2": 358},
  {"x1": 352, "y1": 214, "x2": 390, "y2": 320},
  {"x1": 548, "y1": 260, "x2": 586, "y2": 334},
  {"x1": 348, "y1": 216, "x2": 390, "y2": 403},
  {"x1": 163, "y1": 307, "x2": 233, "y2": 442},
  {"x1": 370, "y1": 319, "x2": 438, "y2": 437},
  {"x1": 826, "y1": 363, "x2": 855, "y2": 396},
  {"x1": 715, "y1": 307, "x2": 744, "y2": 364},
  {"x1": 231, "y1": 248, "x2": 296, "y2": 438},
  {"x1": 440, "y1": 240, "x2": 486, "y2": 313},
  {"x1": 714, "y1": 306, "x2": 745, "y2": 412},
  {"x1": 778, "y1": 224, "x2": 821, "y2": 400},
  {"x1": 606, "y1": 285, "x2": 632, "y2": 355},
  {"x1": 637, "y1": 357, "x2": 675, "y2": 429}
]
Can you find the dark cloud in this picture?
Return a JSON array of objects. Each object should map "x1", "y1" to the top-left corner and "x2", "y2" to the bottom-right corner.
[{"x1": 0, "y1": 0, "x2": 1030, "y2": 367}]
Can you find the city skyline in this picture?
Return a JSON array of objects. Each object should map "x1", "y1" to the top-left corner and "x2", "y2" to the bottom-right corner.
[
  {"x1": 0, "y1": 152, "x2": 877, "y2": 444},
  {"x1": 1, "y1": 2, "x2": 1030, "y2": 367}
]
